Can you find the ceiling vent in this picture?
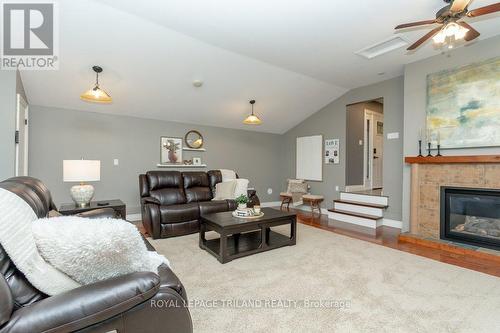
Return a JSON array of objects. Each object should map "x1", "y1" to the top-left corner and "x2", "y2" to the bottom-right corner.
[{"x1": 355, "y1": 35, "x2": 409, "y2": 59}]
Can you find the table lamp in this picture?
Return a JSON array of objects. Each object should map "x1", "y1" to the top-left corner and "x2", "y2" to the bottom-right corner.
[{"x1": 63, "y1": 160, "x2": 100, "y2": 207}]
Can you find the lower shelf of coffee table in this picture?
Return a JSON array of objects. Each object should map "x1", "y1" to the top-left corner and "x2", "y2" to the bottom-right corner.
[{"x1": 204, "y1": 230, "x2": 292, "y2": 260}]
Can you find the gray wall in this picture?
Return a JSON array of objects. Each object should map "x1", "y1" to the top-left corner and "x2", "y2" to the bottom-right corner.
[
  {"x1": 0, "y1": 71, "x2": 16, "y2": 180},
  {"x1": 283, "y1": 76, "x2": 404, "y2": 220},
  {"x1": 0, "y1": 70, "x2": 27, "y2": 180},
  {"x1": 346, "y1": 101, "x2": 382, "y2": 186},
  {"x1": 402, "y1": 36, "x2": 500, "y2": 231},
  {"x1": 29, "y1": 106, "x2": 285, "y2": 214}
]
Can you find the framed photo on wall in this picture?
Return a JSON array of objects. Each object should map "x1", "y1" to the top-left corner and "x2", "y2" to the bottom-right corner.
[
  {"x1": 192, "y1": 157, "x2": 202, "y2": 166},
  {"x1": 325, "y1": 139, "x2": 339, "y2": 164},
  {"x1": 160, "y1": 137, "x2": 183, "y2": 164}
]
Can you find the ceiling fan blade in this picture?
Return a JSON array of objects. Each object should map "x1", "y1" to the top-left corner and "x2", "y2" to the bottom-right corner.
[
  {"x1": 407, "y1": 27, "x2": 442, "y2": 50},
  {"x1": 467, "y1": 3, "x2": 500, "y2": 17},
  {"x1": 450, "y1": 0, "x2": 473, "y2": 12},
  {"x1": 395, "y1": 19, "x2": 437, "y2": 29},
  {"x1": 458, "y1": 22, "x2": 480, "y2": 41}
]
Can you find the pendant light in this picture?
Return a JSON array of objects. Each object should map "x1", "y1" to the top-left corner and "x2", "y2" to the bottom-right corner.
[
  {"x1": 80, "y1": 66, "x2": 112, "y2": 103},
  {"x1": 243, "y1": 100, "x2": 262, "y2": 125}
]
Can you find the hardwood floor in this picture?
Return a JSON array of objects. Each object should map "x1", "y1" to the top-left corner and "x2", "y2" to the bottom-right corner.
[{"x1": 288, "y1": 208, "x2": 500, "y2": 278}]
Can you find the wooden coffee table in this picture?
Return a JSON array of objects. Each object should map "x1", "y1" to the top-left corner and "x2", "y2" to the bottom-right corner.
[{"x1": 199, "y1": 208, "x2": 297, "y2": 263}]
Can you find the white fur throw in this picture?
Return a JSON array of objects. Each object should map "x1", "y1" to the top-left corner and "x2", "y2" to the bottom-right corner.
[
  {"x1": 32, "y1": 216, "x2": 169, "y2": 285},
  {"x1": 0, "y1": 188, "x2": 80, "y2": 295}
]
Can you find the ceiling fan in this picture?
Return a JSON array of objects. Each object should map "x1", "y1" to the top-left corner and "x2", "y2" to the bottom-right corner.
[{"x1": 395, "y1": 0, "x2": 500, "y2": 50}]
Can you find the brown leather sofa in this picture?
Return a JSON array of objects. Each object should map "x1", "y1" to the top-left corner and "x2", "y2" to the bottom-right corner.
[
  {"x1": 0, "y1": 177, "x2": 192, "y2": 333},
  {"x1": 139, "y1": 170, "x2": 260, "y2": 239}
]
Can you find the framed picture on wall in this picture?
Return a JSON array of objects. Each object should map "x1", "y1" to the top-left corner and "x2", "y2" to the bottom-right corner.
[
  {"x1": 325, "y1": 139, "x2": 339, "y2": 164},
  {"x1": 426, "y1": 57, "x2": 500, "y2": 149},
  {"x1": 160, "y1": 137, "x2": 183, "y2": 164}
]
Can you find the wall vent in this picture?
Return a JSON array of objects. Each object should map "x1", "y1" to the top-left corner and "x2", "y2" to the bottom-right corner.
[{"x1": 355, "y1": 35, "x2": 409, "y2": 59}]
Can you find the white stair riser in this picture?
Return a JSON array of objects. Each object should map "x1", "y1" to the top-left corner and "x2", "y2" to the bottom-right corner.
[
  {"x1": 329, "y1": 212, "x2": 382, "y2": 229},
  {"x1": 340, "y1": 193, "x2": 388, "y2": 206},
  {"x1": 334, "y1": 202, "x2": 383, "y2": 217}
]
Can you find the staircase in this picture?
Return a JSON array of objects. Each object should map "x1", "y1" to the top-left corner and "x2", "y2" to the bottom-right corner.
[{"x1": 328, "y1": 192, "x2": 389, "y2": 228}]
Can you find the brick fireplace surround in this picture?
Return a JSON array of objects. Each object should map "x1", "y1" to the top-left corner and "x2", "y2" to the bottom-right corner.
[{"x1": 405, "y1": 155, "x2": 500, "y2": 240}]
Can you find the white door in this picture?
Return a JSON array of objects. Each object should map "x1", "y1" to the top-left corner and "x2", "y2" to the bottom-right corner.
[
  {"x1": 15, "y1": 94, "x2": 29, "y2": 176},
  {"x1": 372, "y1": 113, "x2": 383, "y2": 189}
]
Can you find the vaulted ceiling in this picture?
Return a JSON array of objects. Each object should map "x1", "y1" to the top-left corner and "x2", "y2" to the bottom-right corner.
[{"x1": 20, "y1": 0, "x2": 500, "y2": 133}]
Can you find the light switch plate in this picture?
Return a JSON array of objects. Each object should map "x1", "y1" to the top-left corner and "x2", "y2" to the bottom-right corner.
[
  {"x1": 387, "y1": 132, "x2": 399, "y2": 140},
  {"x1": 113, "y1": 159, "x2": 119, "y2": 166},
  {"x1": 358, "y1": 140, "x2": 363, "y2": 145}
]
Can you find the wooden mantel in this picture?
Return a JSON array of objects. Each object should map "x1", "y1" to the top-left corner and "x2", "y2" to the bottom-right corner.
[{"x1": 405, "y1": 155, "x2": 500, "y2": 164}]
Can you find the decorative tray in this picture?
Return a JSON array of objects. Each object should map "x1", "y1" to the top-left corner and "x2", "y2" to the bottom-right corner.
[{"x1": 231, "y1": 211, "x2": 265, "y2": 219}]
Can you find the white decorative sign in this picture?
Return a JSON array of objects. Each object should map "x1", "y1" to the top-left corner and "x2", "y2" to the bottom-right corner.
[{"x1": 325, "y1": 139, "x2": 339, "y2": 164}]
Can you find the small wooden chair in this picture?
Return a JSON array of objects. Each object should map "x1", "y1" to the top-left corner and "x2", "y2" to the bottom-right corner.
[
  {"x1": 279, "y1": 192, "x2": 293, "y2": 211},
  {"x1": 302, "y1": 194, "x2": 324, "y2": 217}
]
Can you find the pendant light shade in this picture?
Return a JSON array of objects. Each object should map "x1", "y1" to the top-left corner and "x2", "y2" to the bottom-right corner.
[
  {"x1": 80, "y1": 66, "x2": 112, "y2": 103},
  {"x1": 243, "y1": 100, "x2": 262, "y2": 125}
]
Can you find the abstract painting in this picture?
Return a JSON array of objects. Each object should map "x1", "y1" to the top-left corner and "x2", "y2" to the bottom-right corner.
[{"x1": 426, "y1": 57, "x2": 500, "y2": 149}]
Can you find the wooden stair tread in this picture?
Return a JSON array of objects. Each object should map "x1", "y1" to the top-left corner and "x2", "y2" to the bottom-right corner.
[
  {"x1": 328, "y1": 208, "x2": 381, "y2": 220},
  {"x1": 334, "y1": 199, "x2": 388, "y2": 209}
]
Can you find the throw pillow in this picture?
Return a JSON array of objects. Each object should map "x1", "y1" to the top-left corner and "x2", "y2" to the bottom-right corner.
[
  {"x1": 32, "y1": 216, "x2": 169, "y2": 285},
  {"x1": 213, "y1": 180, "x2": 236, "y2": 200},
  {"x1": 220, "y1": 169, "x2": 237, "y2": 182},
  {"x1": 233, "y1": 178, "x2": 249, "y2": 198},
  {"x1": 288, "y1": 180, "x2": 308, "y2": 194}
]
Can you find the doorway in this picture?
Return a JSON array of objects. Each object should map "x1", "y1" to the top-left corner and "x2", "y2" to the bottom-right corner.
[
  {"x1": 345, "y1": 98, "x2": 383, "y2": 192},
  {"x1": 15, "y1": 93, "x2": 29, "y2": 177}
]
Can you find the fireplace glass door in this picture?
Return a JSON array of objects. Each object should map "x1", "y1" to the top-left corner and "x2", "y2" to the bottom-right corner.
[{"x1": 441, "y1": 187, "x2": 500, "y2": 250}]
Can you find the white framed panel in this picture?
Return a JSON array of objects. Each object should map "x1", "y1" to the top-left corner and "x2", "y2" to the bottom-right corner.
[{"x1": 296, "y1": 135, "x2": 323, "y2": 181}]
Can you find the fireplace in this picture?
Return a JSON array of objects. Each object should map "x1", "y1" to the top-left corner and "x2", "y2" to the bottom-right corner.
[{"x1": 441, "y1": 187, "x2": 500, "y2": 250}]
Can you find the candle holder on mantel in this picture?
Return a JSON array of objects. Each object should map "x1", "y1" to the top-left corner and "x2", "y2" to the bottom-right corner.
[
  {"x1": 427, "y1": 142, "x2": 433, "y2": 157},
  {"x1": 436, "y1": 144, "x2": 442, "y2": 156},
  {"x1": 418, "y1": 140, "x2": 423, "y2": 157}
]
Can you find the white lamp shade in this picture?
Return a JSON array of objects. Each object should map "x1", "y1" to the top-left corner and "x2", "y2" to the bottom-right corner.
[{"x1": 63, "y1": 160, "x2": 101, "y2": 182}]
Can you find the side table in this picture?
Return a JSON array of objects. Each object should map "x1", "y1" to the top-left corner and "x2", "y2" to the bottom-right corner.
[{"x1": 59, "y1": 199, "x2": 126, "y2": 219}]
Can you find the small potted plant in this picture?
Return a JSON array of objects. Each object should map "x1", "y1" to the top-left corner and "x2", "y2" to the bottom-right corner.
[{"x1": 235, "y1": 194, "x2": 249, "y2": 210}]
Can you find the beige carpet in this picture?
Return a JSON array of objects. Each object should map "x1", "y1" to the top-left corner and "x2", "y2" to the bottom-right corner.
[{"x1": 149, "y1": 223, "x2": 500, "y2": 333}]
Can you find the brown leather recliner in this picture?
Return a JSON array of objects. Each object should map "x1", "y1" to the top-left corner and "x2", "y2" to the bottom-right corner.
[
  {"x1": 139, "y1": 170, "x2": 260, "y2": 239},
  {"x1": 0, "y1": 177, "x2": 192, "y2": 333}
]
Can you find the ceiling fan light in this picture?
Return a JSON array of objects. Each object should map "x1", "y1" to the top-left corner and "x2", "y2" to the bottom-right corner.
[
  {"x1": 432, "y1": 31, "x2": 446, "y2": 44},
  {"x1": 455, "y1": 26, "x2": 469, "y2": 40},
  {"x1": 444, "y1": 22, "x2": 460, "y2": 37}
]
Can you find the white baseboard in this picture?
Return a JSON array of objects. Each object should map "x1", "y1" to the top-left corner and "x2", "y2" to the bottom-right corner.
[
  {"x1": 126, "y1": 213, "x2": 142, "y2": 222},
  {"x1": 344, "y1": 185, "x2": 366, "y2": 192},
  {"x1": 381, "y1": 218, "x2": 402, "y2": 229}
]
